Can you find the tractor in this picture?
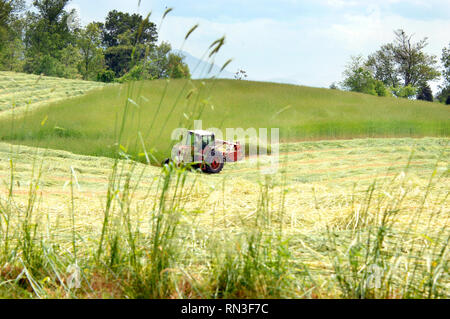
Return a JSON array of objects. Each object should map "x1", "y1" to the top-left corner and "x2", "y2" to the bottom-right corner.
[{"x1": 164, "y1": 130, "x2": 243, "y2": 174}]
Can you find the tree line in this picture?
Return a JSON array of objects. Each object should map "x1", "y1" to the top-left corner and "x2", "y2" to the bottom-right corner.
[
  {"x1": 334, "y1": 29, "x2": 450, "y2": 105},
  {"x1": 0, "y1": 0, "x2": 190, "y2": 82}
]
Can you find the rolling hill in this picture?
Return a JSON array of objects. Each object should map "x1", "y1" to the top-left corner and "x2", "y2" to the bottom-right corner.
[{"x1": 0, "y1": 72, "x2": 448, "y2": 163}]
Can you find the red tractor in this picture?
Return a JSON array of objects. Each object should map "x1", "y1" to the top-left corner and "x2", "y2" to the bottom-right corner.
[{"x1": 164, "y1": 130, "x2": 243, "y2": 174}]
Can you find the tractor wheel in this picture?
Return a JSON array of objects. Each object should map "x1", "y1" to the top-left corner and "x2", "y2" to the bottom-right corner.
[{"x1": 204, "y1": 158, "x2": 224, "y2": 174}]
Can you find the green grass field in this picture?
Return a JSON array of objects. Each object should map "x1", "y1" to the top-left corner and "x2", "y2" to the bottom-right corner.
[{"x1": 0, "y1": 76, "x2": 448, "y2": 163}]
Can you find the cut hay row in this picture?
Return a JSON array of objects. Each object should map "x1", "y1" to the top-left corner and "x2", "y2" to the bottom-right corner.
[
  {"x1": 0, "y1": 137, "x2": 448, "y2": 298},
  {"x1": 0, "y1": 71, "x2": 106, "y2": 115},
  {"x1": 0, "y1": 137, "x2": 447, "y2": 215},
  {"x1": 1, "y1": 138, "x2": 447, "y2": 201}
]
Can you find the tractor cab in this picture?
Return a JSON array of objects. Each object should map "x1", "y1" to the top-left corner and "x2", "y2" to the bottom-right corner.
[{"x1": 186, "y1": 130, "x2": 215, "y2": 151}]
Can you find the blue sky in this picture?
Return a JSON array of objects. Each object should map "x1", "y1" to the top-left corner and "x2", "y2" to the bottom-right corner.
[{"x1": 28, "y1": 0, "x2": 450, "y2": 89}]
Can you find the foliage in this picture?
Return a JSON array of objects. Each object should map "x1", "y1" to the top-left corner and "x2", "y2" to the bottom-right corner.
[
  {"x1": 59, "y1": 44, "x2": 82, "y2": 79},
  {"x1": 442, "y1": 43, "x2": 450, "y2": 85},
  {"x1": 416, "y1": 83, "x2": 433, "y2": 102},
  {"x1": 147, "y1": 42, "x2": 190, "y2": 79},
  {"x1": 103, "y1": 45, "x2": 135, "y2": 77},
  {"x1": 0, "y1": 0, "x2": 25, "y2": 71},
  {"x1": 374, "y1": 79, "x2": 390, "y2": 97},
  {"x1": 100, "y1": 10, "x2": 157, "y2": 48},
  {"x1": 341, "y1": 56, "x2": 389, "y2": 97},
  {"x1": 0, "y1": 2, "x2": 188, "y2": 82},
  {"x1": 345, "y1": 30, "x2": 441, "y2": 100},
  {"x1": 78, "y1": 23, "x2": 104, "y2": 80},
  {"x1": 118, "y1": 43, "x2": 191, "y2": 82},
  {"x1": 0, "y1": 0, "x2": 14, "y2": 49},
  {"x1": 96, "y1": 69, "x2": 115, "y2": 83},
  {"x1": 167, "y1": 53, "x2": 190, "y2": 79},
  {"x1": 23, "y1": 0, "x2": 77, "y2": 77},
  {"x1": 100, "y1": 10, "x2": 158, "y2": 77},
  {"x1": 366, "y1": 44, "x2": 399, "y2": 88},
  {"x1": 117, "y1": 64, "x2": 149, "y2": 83},
  {"x1": 438, "y1": 43, "x2": 450, "y2": 104},
  {"x1": 329, "y1": 82, "x2": 339, "y2": 90},
  {"x1": 390, "y1": 85, "x2": 418, "y2": 99},
  {"x1": 390, "y1": 29, "x2": 440, "y2": 87}
]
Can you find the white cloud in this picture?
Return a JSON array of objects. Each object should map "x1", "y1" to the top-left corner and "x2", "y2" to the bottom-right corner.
[
  {"x1": 159, "y1": 9, "x2": 449, "y2": 89},
  {"x1": 63, "y1": 0, "x2": 449, "y2": 90}
]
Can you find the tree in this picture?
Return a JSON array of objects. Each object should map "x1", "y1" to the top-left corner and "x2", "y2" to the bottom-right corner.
[
  {"x1": 59, "y1": 43, "x2": 81, "y2": 78},
  {"x1": 23, "y1": 0, "x2": 79, "y2": 77},
  {"x1": 390, "y1": 29, "x2": 440, "y2": 87},
  {"x1": 118, "y1": 42, "x2": 191, "y2": 82},
  {"x1": 0, "y1": 0, "x2": 13, "y2": 50},
  {"x1": 104, "y1": 45, "x2": 134, "y2": 76},
  {"x1": 416, "y1": 83, "x2": 433, "y2": 102},
  {"x1": 167, "y1": 53, "x2": 190, "y2": 79},
  {"x1": 97, "y1": 69, "x2": 115, "y2": 83},
  {"x1": 0, "y1": 0, "x2": 25, "y2": 71},
  {"x1": 101, "y1": 10, "x2": 157, "y2": 48},
  {"x1": 100, "y1": 10, "x2": 158, "y2": 77},
  {"x1": 366, "y1": 44, "x2": 400, "y2": 88},
  {"x1": 438, "y1": 43, "x2": 450, "y2": 103},
  {"x1": 341, "y1": 55, "x2": 388, "y2": 97},
  {"x1": 442, "y1": 43, "x2": 450, "y2": 86},
  {"x1": 342, "y1": 30, "x2": 441, "y2": 99},
  {"x1": 390, "y1": 85, "x2": 418, "y2": 99},
  {"x1": 78, "y1": 22, "x2": 104, "y2": 80},
  {"x1": 146, "y1": 42, "x2": 172, "y2": 79}
]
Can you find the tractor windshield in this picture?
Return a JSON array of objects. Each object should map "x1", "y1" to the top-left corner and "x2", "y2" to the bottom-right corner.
[{"x1": 202, "y1": 135, "x2": 213, "y2": 149}]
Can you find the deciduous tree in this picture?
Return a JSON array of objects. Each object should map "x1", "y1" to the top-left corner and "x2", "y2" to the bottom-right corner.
[
  {"x1": 78, "y1": 22, "x2": 104, "y2": 80},
  {"x1": 24, "y1": 0, "x2": 79, "y2": 77},
  {"x1": 416, "y1": 83, "x2": 433, "y2": 102},
  {"x1": 341, "y1": 55, "x2": 388, "y2": 97},
  {"x1": 100, "y1": 10, "x2": 157, "y2": 77},
  {"x1": 0, "y1": 0, "x2": 25, "y2": 70},
  {"x1": 390, "y1": 29, "x2": 440, "y2": 87}
]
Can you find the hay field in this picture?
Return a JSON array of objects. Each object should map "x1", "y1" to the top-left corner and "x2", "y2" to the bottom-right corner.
[
  {"x1": 0, "y1": 71, "x2": 106, "y2": 116},
  {"x1": 0, "y1": 79, "x2": 448, "y2": 163},
  {"x1": 0, "y1": 137, "x2": 448, "y2": 298}
]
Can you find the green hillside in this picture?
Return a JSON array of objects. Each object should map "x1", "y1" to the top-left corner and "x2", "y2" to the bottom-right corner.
[{"x1": 0, "y1": 76, "x2": 448, "y2": 163}]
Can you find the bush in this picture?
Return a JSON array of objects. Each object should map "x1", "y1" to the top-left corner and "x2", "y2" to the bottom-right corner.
[
  {"x1": 437, "y1": 86, "x2": 450, "y2": 103},
  {"x1": 390, "y1": 85, "x2": 418, "y2": 99},
  {"x1": 97, "y1": 69, "x2": 116, "y2": 83},
  {"x1": 118, "y1": 64, "x2": 153, "y2": 83},
  {"x1": 374, "y1": 80, "x2": 390, "y2": 97},
  {"x1": 329, "y1": 83, "x2": 339, "y2": 90}
]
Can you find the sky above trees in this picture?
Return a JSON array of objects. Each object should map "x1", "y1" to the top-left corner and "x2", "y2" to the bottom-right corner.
[{"x1": 24, "y1": 0, "x2": 450, "y2": 89}]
